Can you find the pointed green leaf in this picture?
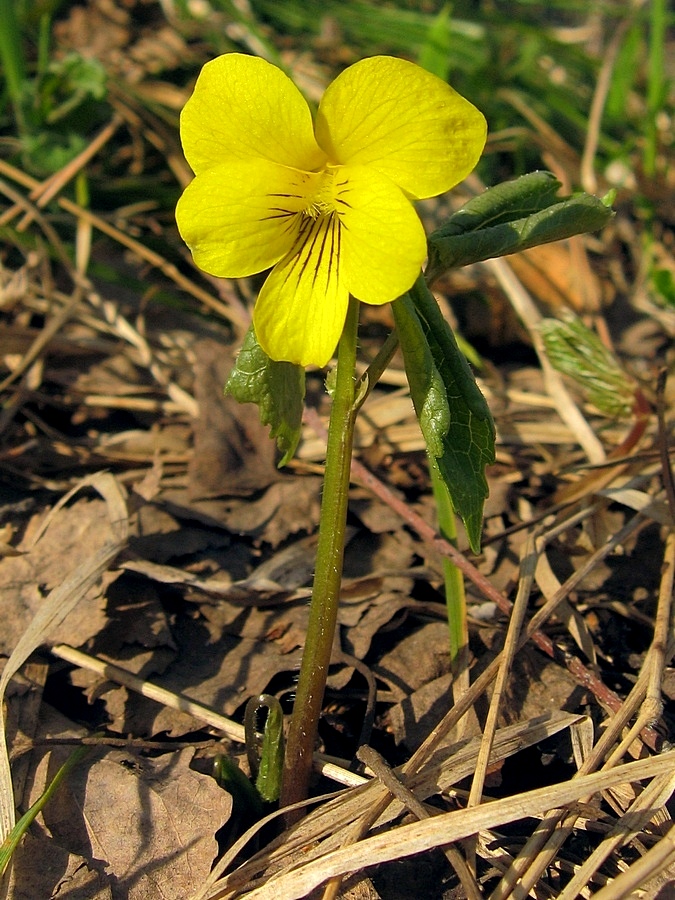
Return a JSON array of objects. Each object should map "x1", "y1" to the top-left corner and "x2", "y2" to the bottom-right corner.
[
  {"x1": 418, "y1": 5, "x2": 452, "y2": 80},
  {"x1": 427, "y1": 171, "x2": 614, "y2": 280},
  {"x1": 393, "y1": 277, "x2": 495, "y2": 552},
  {"x1": 225, "y1": 326, "x2": 305, "y2": 466}
]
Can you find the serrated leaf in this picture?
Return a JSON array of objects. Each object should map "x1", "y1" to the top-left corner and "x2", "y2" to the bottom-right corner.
[
  {"x1": 427, "y1": 171, "x2": 614, "y2": 279},
  {"x1": 225, "y1": 326, "x2": 305, "y2": 466},
  {"x1": 393, "y1": 277, "x2": 495, "y2": 552}
]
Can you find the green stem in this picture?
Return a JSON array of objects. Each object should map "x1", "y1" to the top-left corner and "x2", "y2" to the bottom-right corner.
[
  {"x1": 428, "y1": 455, "x2": 468, "y2": 672},
  {"x1": 280, "y1": 296, "x2": 360, "y2": 815}
]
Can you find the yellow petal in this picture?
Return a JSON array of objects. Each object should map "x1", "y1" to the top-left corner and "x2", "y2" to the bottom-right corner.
[
  {"x1": 334, "y1": 165, "x2": 427, "y2": 304},
  {"x1": 315, "y1": 56, "x2": 486, "y2": 200},
  {"x1": 253, "y1": 216, "x2": 348, "y2": 367},
  {"x1": 181, "y1": 53, "x2": 326, "y2": 175},
  {"x1": 176, "y1": 159, "x2": 317, "y2": 278},
  {"x1": 334, "y1": 166, "x2": 427, "y2": 304}
]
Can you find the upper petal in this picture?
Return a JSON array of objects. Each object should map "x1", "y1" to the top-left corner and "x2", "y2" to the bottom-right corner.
[
  {"x1": 335, "y1": 165, "x2": 427, "y2": 304},
  {"x1": 253, "y1": 216, "x2": 349, "y2": 367},
  {"x1": 176, "y1": 158, "x2": 311, "y2": 278},
  {"x1": 181, "y1": 53, "x2": 326, "y2": 175},
  {"x1": 315, "y1": 56, "x2": 487, "y2": 200}
]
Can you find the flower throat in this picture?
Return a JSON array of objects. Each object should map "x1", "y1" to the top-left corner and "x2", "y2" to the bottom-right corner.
[{"x1": 303, "y1": 168, "x2": 337, "y2": 220}]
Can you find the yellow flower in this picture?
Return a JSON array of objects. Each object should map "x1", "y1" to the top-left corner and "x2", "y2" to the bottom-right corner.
[{"x1": 176, "y1": 54, "x2": 486, "y2": 367}]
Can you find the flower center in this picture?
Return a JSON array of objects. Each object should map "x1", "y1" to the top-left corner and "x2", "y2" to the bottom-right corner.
[{"x1": 303, "y1": 168, "x2": 336, "y2": 220}]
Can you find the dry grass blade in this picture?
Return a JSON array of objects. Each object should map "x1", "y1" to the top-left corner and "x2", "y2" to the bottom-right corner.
[
  {"x1": 235, "y1": 752, "x2": 675, "y2": 900},
  {"x1": 461, "y1": 533, "x2": 539, "y2": 874},
  {"x1": 0, "y1": 472, "x2": 128, "y2": 841},
  {"x1": 49, "y1": 644, "x2": 367, "y2": 788},
  {"x1": 603, "y1": 527, "x2": 675, "y2": 771},
  {"x1": 82, "y1": 289, "x2": 199, "y2": 418},
  {"x1": 580, "y1": 1, "x2": 647, "y2": 193},
  {"x1": 200, "y1": 711, "x2": 581, "y2": 899},
  {"x1": 490, "y1": 520, "x2": 675, "y2": 899},
  {"x1": 557, "y1": 770, "x2": 675, "y2": 899},
  {"x1": 467, "y1": 533, "x2": 538, "y2": 814},
  {"x1": 0, "y1": 157, "x2": 248, "y2": 330},
  {"x1": 590, "y1": 821, "x2": 675, "y2": 900},
  {"x1": 357, "y1": 745, "x2": 482, "y2": 900},
  {"x1": 50, "y1": 643, "x2": 246, "y2": 745},
  {"x1": 482, "y1": 254, "x2": 606, "y2": 464}
]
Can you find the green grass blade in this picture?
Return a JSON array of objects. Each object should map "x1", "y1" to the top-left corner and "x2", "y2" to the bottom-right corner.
[
  {"x1": 0, "y1": 0, "x2": 27, "y2": 133},
  {"x1": 645, "y1": 0, "x2": 667, "y2": 175},
  {"x1": 0, "y1": 743, "x2": 91, "y2": 877}
]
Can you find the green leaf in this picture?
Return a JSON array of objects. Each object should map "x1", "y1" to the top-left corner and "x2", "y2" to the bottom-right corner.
[
  {"x1": 212, "y1": 754, "x2": 263, "y2": 817},
  {"x1": 225, "y1": 326, "x2": 305, "y2": 466},
  {"x1": 393, "y1": 277, "x2": 495, "y2": 553},
  {"x1": 427, "y1": 171, "x2": 614, "y2": 280},
  {"x1": 418, "y1": 5, "x2": 452, "y2": 80},
  {"x1": 651, "y1": 267, "x2": 675, "y2": 308}
]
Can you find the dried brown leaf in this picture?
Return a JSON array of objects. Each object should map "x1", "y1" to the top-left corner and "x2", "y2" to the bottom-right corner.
[
  {"x1": 8, "y1": 831, "x2": 112, "y2": 899},
  {"x1": 0, "y1": 472, "x2": 129, "y2": 840},
  {"x1": 189, "y1": 340, "x2": 281, "y2": 500},
  {"x1": 21, "y1": 745, "x2": 232, "y2": 899},
  {"x1": 163, "y1": 476, "x2": 322, "y2": 547},
  {"x1": 0, "y1": 497, "x2": 121, "y2": 655}
]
